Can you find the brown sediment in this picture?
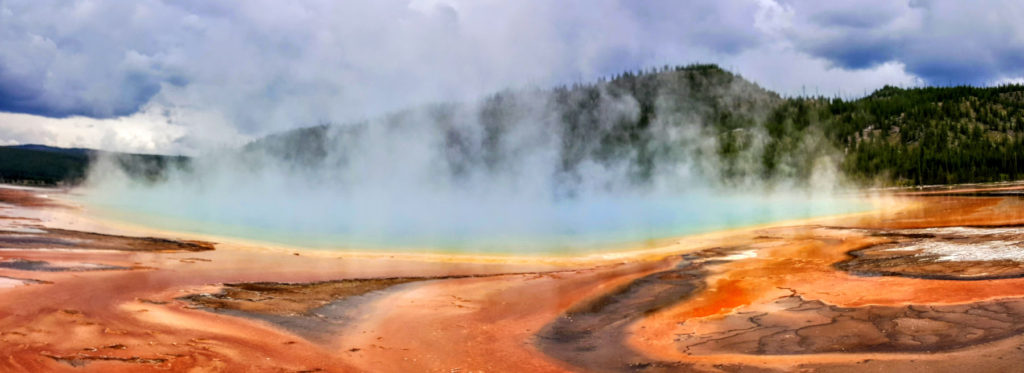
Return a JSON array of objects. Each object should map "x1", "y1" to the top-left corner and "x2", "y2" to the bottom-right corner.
[
  {"x1": 178, "y1": 269, "x2": 605, "y2": 346},
  {"x1": 536, "y1": 247, "x2": 754, "y2": 372},
  {"x1": 41, "y1": 352, "x2": 169, "y2": 368},
  {"x1": 0, "y1": 215, "x2": 40, "y2": 221},
  {"x1": 178, "y1": 278, "x2": 433, "y2": 344},
  {"x1": 0, "y1": 274, "x2": 51, "y2": 287},
  {"x1": 835, "y1": 226, "x2": 1024, "y2": 280},
  {"x1": 0, "y1": 187, "x2": 63, "y2": 207},
  {"x1": 0, "y1": 227, "x2": 215, "y2": 252},
  {"x1": 177, "y1": 257, "x2": 211, "y2": 263},
  {"x1": 0, "y1": 258, "x2": 134, "y2": 272},
  {"x1": 675, "y1": 294, "x2": 1024, "y2": 355},
  {"x1": 182, "y1": 277, "x2": 426, "y2": 316},
  {"x1": 329, "y1": 259, "x2": 672, "y2": 372}
]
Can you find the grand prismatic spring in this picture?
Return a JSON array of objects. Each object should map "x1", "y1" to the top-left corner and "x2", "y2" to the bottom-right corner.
[
  {"x1": 9, "y1": 178, "x2": 1024, "y2": 372},
  {"x1": 5, "y1": 2, "x2": 1024, "y2": 372}
]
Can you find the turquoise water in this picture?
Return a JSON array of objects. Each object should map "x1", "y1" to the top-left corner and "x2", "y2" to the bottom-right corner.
[{"x1": 77, "y1": 191, "x2": 869, "y2": 255}]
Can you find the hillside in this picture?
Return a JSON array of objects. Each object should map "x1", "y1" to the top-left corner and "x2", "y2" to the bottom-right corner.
[
  {"x1": 0, "y1": 145, "x2": 188, "y2": 186},
  {"x1": 823, "y1": 86, "x2": 1024, "y2": 185},
  {"x1": 244, "y1": 64, "x2": 789, "y2": 189},
  {"x1": 248, "y1": 65, "x2": 1024, "y2": 187},
  {"x1": 6, "y1": 64, "x2": 1024, "y2": 187},
  {"x1": 0, "y1": 145, "x2": 92, "y2": 185}
]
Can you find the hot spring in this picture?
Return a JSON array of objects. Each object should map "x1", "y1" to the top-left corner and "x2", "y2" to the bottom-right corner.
[
  {"x1": 75, "y1": 183, "x2": 867, "y2": 255},
  {"x1": 75, "y1": 85, "x2": 867, "y2": 255}
]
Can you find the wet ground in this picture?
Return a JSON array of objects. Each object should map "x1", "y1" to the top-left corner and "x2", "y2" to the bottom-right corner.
[{"x1": 3, "y1": 185, "x2": 1024, "y2": 372}]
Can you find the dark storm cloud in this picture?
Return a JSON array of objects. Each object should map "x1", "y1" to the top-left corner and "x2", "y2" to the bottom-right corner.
[
  {"x1": 801, "y1": 35, "x2": 901, "y2": 70},
  {"x1": 786, "y1": 0, "x2": 1024, "y2": 85},
  {"x1": 0, "y1": 1, "x2": 192, "y2": 118},
  {"x1": 0, "y1": 67, "x2": 168, "y2": 118},
  {"x1": 809, "y1": 7, "x2": 899, "y2": 29}
]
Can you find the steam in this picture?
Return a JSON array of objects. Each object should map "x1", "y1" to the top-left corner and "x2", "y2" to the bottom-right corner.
[{"x1": 79, "y1": 72, "x2": 863, "y2": 253}]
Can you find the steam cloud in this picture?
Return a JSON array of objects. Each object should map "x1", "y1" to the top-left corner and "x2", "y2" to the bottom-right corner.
[{"x1": 80, "y1": 72, "x2": 861, "y2": 253}]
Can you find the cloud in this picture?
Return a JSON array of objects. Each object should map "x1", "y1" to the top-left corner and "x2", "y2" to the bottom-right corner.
[
  {"x1": 781, "y1": 0, "x2": 1024, "y2": 85},
  {"x1": 0, "y1": 1, "x2": 187, "y2": 118},
  {"x1": 0, "y1": 103, "x2": 192, "y2": 154},
  {"x1": 0, "y1": 0, "x2": 1019, "y2": 153}
]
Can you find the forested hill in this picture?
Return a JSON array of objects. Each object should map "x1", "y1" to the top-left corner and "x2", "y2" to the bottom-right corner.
[
  {"x1": 248, "y1": 64, "x2": 1024, "y2": 187},
  {"x1": 0, "y1": 145, "x2": 188, "y2": 186},
  {"x1": 5, "y1": 64, "x2": 1024, "y2": 187},
  {"x1": 821, "y1": 85, "x2": 1024, "y2": 185},
  {"x1": 244, "y1": 64, "x2": 786, "y2": 185}
]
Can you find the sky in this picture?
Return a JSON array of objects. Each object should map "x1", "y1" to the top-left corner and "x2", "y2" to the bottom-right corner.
[{"x1": 1, "y1": 0, "x2": 1022, "y2": 155}]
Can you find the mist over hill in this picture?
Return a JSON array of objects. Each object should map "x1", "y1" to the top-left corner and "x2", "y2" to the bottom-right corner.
[
  {"x1": 238, "y1": 64, "x2": 803, "y2": 196},
  {"x1": 76, "y1": 64, "x2": 859, "y2": 251},
  {"x1": 46, "y1": 63, "x2": 1024, "y2": 250},
  {"x1": 0, "y1": 144, "x2": 188, "y2": 186},
  {"x1": 7, "y1": 64, "x2": 1024, "y2": 190},
  {"x1": 241, "y1": 64, "x2": 1024, "y2": 188}
]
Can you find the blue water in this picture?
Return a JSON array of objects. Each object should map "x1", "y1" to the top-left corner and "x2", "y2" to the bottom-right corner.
[{"x1": 77, "y1": 190, "x2": 868, "y2": 255}]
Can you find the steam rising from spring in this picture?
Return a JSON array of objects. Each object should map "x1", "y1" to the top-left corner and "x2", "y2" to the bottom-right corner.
[{"x1": 79, "y1": 67, "x2": 864, "y2": 253}]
